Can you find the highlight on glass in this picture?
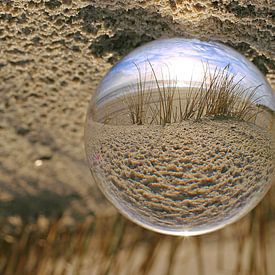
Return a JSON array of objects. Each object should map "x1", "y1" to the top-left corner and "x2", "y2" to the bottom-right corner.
[{"x1": 85, "y1": 38, "x2": 275, "y2": 236}]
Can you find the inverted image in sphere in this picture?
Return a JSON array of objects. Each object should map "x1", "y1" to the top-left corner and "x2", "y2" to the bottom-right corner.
[{"x1": 85, "y1": 38, "x2": 275, "y2": 236}]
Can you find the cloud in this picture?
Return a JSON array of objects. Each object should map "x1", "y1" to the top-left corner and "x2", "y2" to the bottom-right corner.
[{"x1": 95, "y1": 38, "x2": 275, "y2": 110}]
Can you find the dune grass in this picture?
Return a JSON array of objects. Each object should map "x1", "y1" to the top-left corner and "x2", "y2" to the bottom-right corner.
[
  {"x1": 123, "y1": 62, "x2": 153, "y2": 125},
  {"x1": 114, "y1": 61, "x2": 263, "y2": 126},
  {"x1": 0, "y1": 188, "x2": 274, "y2": 275},
  {"x1": 147, "y1": 60, "x2": 178, "y2": 125},
  {"x1": 191, "y1": 63, "x2": 262, "y2": 122}
]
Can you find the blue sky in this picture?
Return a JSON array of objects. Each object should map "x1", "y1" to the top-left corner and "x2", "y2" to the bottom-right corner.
[{"x1": 95, "y1": 38, "x2": 275, "y2": 110}]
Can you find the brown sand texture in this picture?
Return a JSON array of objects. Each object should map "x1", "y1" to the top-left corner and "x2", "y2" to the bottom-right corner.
[{"x1": 86, "y1": 119, "x2": 273, "y2": 233}]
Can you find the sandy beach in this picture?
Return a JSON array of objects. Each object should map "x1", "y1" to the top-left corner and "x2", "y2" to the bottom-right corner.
[
  {"x1": 1, "y1": 0, "x2": 274, "y2": 273},
  {"x1": 86, "y1": 118, "x2": 273, "y2": 233}
]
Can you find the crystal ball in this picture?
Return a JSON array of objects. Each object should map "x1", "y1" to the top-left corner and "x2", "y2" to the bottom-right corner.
[{"x1": 85, "y1": 38, "x2": 274, "y2": 236}]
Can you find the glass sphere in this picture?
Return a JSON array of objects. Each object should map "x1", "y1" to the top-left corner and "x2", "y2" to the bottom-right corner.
[{"x1": 85, "y1": 38, "x2": 274, "y2": 236}]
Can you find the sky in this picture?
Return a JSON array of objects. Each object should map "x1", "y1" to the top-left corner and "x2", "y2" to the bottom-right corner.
[{"x1": 94, "y1": 38, "x2": 275, "y2": 110}]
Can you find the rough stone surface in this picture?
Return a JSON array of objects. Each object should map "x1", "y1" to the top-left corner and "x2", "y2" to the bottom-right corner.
[{"x1": 0, "y1": 0, "x2": 274, "y2": 222}]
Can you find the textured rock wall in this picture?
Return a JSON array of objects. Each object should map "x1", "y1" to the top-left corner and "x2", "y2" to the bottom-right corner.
[{"x1": 0, "y1": 0, "x2": 274, "y2": 222}]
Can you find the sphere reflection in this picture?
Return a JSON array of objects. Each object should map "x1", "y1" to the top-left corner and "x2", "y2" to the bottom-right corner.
[{"x1": 85, "y1": 38, "x2": 274, "y2": 236}]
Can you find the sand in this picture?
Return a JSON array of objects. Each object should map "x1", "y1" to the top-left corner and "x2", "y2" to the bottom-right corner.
[
  {"x1": 86, "y1": 118, "x2": 274, "y2": 232},
  {"x1": 1, "y1": 0, "x2": 274, "y2": 228}
]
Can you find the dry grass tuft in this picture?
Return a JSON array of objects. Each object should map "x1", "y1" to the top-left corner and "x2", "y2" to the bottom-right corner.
[
  {"x1": 192, "y1": 63, "x2": 263, "y2": 122},
  {"x1": 147, "y1": 60, "x2": 178, "y2": 126},
  {"x1": 0, "y1": 188, "x2": 274, "y2": 275},
  {"x1": 116, "y1": 61, "x2": 264, "y2": 126},
  {"x1": 123, "y1": 62, "x2": 153, "y2": 125}
]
